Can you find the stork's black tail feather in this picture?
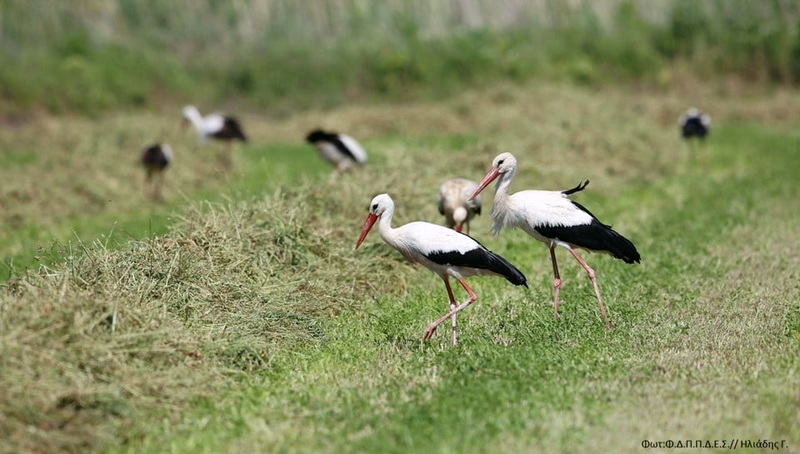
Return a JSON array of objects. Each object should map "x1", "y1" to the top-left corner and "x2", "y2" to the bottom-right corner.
[
  {"x1": 563, "y1": 180, "x2": 590, "y2": 195},
  {"x1": 535, "y1": 218, "x2": 641, "y2": 264},
  {"x1": 221, "y1": 117, "x2": 248, "y2": 142},
  {"x1": 426, "y1": 246, "x2": 528, "y2": 288},
  {"x1": 575, "y1": 220, "x2": 641, "y2": 264},
  {"x1": 599, "y1": 226, "x2": 641, "y2": 264},
  {"x1": 485, "y1": 250, "x2": 528, "y2": 287}
]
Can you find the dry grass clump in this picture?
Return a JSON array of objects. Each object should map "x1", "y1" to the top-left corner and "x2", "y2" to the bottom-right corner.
[{"x1": 0, "y1": 182, "x2": 407, "y2": 453}]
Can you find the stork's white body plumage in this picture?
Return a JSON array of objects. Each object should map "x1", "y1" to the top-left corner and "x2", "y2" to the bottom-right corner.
[
  {"x1": 489, "y1": 188, "x2": 593, "y2": 244},
  {"x1": 182, "y1": 105, "x2": 247, "y2": 168},
  {"x1": 471, "y1": 153, "x2": 640, "y2": 329},
  {"x1": 378, "y1": 221, "x2": 498, "y2": 280},
  {"x1": 438, "y1": 178, "x2": 481, "y2": 234},
  {"x1": 183, "y1": 105, "x2": 246, "y2": 143},
  {"x1": 183, "y1": 107, "x2": 223, "y2": 142},
  {"x1": 356, "y1": 193, "x2": 527, "y2": 345},
  {"x1": 337, "y1": 134, "x2": 367, "y2": 164}
]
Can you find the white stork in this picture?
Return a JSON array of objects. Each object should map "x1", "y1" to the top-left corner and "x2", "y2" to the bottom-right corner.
[
  {"x1": 679, "y1": 107, "x2": 711, "y2": 141},
  {"x1": 469, "y1": 153, "x2": 640, "y2": 329},
  {"x1": 305, "y1": 129, "x2": 367, "y2": 180},
  {"x1": 679, "y1": 107, "x2": 711, "y2": 164},
  {"x1": 182, "y1": 105, "x2": 247, "y2": 167},
  {"x1": 438, "y1": 178, "x2": 481, "y2": 234},
  {"x1": 356, "y1": 193, "x2": 527, "y2": 345},
  {"x1": 140, "y1": 143, "x2": 173, "y2": 200}
]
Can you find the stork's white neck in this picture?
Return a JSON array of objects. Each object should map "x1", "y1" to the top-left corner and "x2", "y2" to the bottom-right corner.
[
  {"x1": 491, "y1": 167, "x2": 516, "y2": 234},
  {"x1": 377, "y1": 203, "x2": 399, "y2": 248},
  {"x1": 183, "y1": 106, "x2": 204, "y2": 130}
]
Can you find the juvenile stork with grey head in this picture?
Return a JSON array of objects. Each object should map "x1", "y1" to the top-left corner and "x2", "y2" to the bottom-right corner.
[{"x1": 437, "y1": 178, "x2": 481, "y2": 234}]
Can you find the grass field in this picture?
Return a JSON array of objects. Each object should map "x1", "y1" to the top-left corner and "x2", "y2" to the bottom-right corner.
[{"x1": 1, "y1": 81, "x2": 799, "y2": 453}]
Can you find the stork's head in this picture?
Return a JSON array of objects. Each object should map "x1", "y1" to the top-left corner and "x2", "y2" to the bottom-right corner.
[
  {"x1": 470, "y1": 152, "x2": 517, "y2": 201},
  {"x1": 356, "y1": 194, "x2": 393, "y2": 249},
  {"x1": 680, "y1": 107, "x2": 711, "y2": 127},
  {"x1": 452, "y1": 207, "x2": 468, "y2": 232},
  {"x1": 492, "y1": 152, "x2": 517, "y2": 174},
  {"x1": 182, "y1": 105, "x2": 200, "y2": 119}
]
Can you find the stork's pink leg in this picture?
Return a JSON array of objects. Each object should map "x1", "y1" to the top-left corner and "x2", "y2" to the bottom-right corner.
[
  {"x1": 424, "y1": 278, "x2": 477, "y2": 342},
  {"x1": 549, "y1": 246, "x2": 561, "y2": 320},
  {"x1": 568, "y1": 249, "x2": 612, "y2": 330},
  {"x1": 442, "y1": 276, "x2": 459, "y2": 346}
]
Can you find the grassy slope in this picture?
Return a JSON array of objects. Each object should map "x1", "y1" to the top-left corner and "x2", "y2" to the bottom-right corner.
[
  {"x1": 2, "y1": 83, "x2": 799, "y2": 453},
  {"x1": 0, "y1": 114, "x2": 331, "y2": 280},
  {"x1": 128, "y1": 123, "x2": 800, "y2": 454}
]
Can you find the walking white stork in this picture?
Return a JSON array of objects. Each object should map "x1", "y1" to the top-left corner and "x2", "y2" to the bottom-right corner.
[
  {"x1": 305, "y1": 129, "x2": 367, "y2": 180},
  {"x1": 469, "y1": 153, "x2": 640, "y2": 329},
  {"x1": 679, "y1": 107, "x2": 711, "y2": 164},
  {"x1": 438, "y1": 178, "x2": 481, "y2": 234},
  {"x1": 182, "y1": 105, "x2": 247, "y2": 168},
  {"x1": 140, "y1": 143, "x2": 172, "y2": 200},
  {"x1": 356, "y1": 193, "x2": 527, "y2": 345}
]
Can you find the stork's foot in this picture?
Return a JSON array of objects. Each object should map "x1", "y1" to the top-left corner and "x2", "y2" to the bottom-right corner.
[{"x1": 423, "y1": 323, "x2": 438, "y2": 341}]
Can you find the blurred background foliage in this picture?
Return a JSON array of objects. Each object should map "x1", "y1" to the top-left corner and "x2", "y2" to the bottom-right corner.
[{"x1": 1, "y1": 0, "x2": 799, "y2": 116}]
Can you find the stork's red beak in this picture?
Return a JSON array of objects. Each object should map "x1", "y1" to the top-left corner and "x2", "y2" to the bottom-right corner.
[
  {"x1": 469, "y1": 167, "x2": 500, "y2": 201},
  {"x1": 355, "y1": 213, "x2": 378, "y2": 249},
  {"x1": 454, "y1": 225, "x2": 463, "y2": 233}
]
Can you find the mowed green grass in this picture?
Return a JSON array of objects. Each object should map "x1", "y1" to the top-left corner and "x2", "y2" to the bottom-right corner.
[
  {"x1": 122, "y1": 123, "x2": 800, "y2": 454},
  {"x1": 2, "y1": 83, "x2": 799, "y2": 453}
]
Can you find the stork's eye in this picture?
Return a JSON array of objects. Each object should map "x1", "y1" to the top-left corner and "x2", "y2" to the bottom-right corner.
[
  {"x1": 497, "y1": 159, "x2": 505, "y2": 165},
  {"x1": 372, "y1": 203, "x2": 378, "y2": 211}
]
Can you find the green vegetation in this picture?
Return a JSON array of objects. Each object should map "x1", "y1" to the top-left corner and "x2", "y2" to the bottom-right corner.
[
  {"x1": 2, "y1": 1, "x2": 800, "y2": 452},
  {"x1": 2, "y1": 83, "x2": 799, "y2": 453},
  {"x1": 2, "y1": 0, "x2": 800, "y2": 116}
]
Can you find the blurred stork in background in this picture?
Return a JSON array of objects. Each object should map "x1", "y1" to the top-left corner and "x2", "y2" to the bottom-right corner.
[
  {"x1": 438, "y1": 178, "x2": 481, "y2": 234},
  {"x1": 141, "y1": 143, "x2": 172, "y2": 201},
  {"x1": 305, "y1": 129, "x2": 367, "y2": 180},
  {"x1": 182, "y1": 105, "x2": 247, "y2": 168},
  {"x1": 679, "y1": 107, "x2": 711, "y2": 165}
]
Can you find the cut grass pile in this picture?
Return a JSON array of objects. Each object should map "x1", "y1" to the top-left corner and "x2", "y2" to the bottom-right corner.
[
  {"x1": 1, "y1": 82, "x2": 799, "y2": 453},
  {"x1": 0, "y1": 183, "x2": 395, "y2": 453}
]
